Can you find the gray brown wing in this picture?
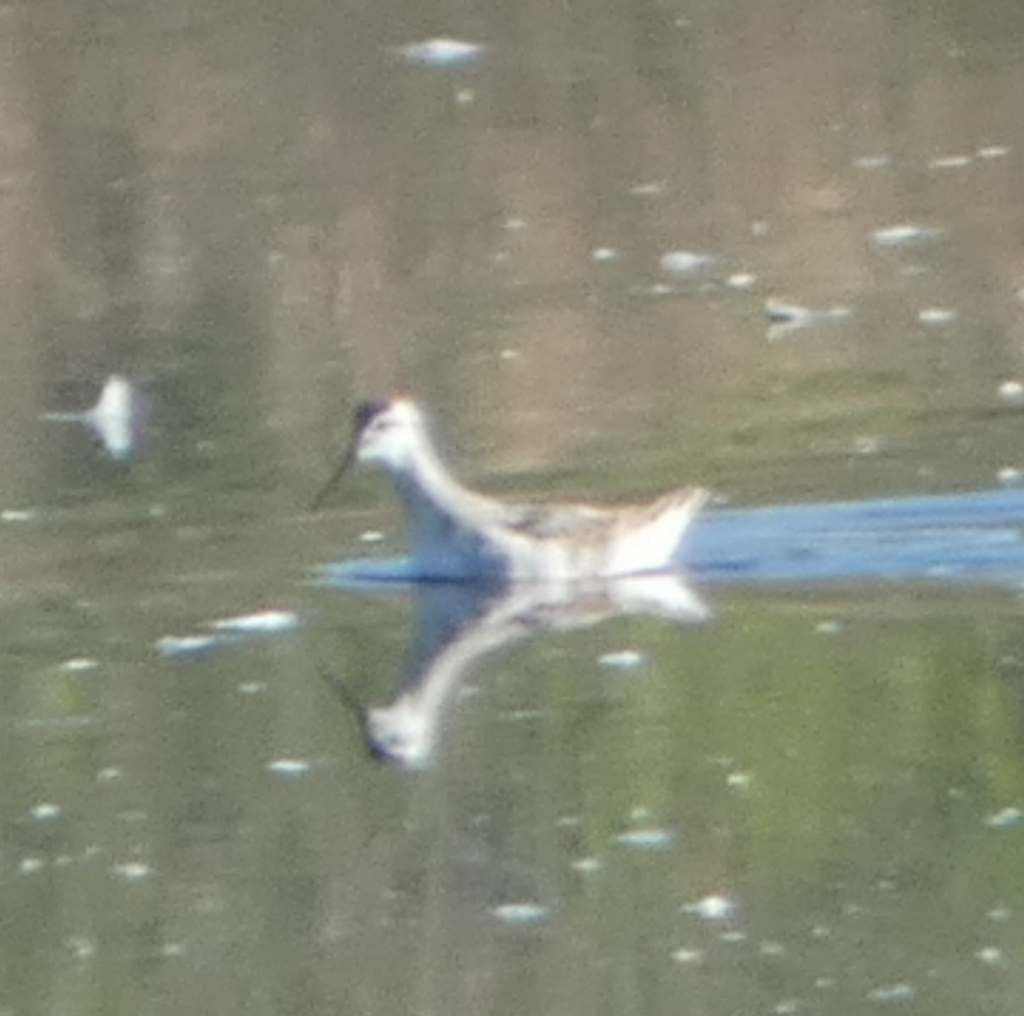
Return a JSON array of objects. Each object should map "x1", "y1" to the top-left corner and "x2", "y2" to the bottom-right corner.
[{"x1": 497, "y1": 501, "x2": 614, "y2": 540}]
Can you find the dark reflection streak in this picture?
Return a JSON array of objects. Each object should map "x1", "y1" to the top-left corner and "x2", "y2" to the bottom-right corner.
[{"x1": 321, "y1": 572, "x2": 708, "y2": 769}]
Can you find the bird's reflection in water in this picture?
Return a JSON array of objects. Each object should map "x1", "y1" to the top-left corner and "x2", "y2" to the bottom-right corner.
[{"x1": 323, "y1": 573, "x2": 709, "y2": 769}]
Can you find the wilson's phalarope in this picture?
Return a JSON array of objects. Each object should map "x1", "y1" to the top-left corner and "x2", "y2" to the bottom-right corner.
[{"x1": 312, "y1": 398, "x2": 709, "y2": 581}]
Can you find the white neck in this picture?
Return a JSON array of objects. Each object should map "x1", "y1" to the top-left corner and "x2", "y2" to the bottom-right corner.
[{"x1": 388, "y1": 436, "x2": 485, "y2": 553}]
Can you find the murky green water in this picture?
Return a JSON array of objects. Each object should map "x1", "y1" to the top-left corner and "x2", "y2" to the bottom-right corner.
[{"x1": 4, "y1": 0, "x2": 1024, "y2": 1014}]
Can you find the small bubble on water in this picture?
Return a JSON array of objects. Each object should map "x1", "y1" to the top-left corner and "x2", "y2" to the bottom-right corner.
[
  {"x1": 491, "y1": 902, "x2": 550, "y2": 925},
  {"x1": 865, "y1": 982, "x2": 916, "y2": 1004}
]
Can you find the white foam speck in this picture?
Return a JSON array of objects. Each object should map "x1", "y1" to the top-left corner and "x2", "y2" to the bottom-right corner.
[
  {"x1": 598, "y1": 649, "x2": 646, "y2": 670},
  {"x1": 984, "y1": 806, "x2": 1023, "y2": 829},
  {"x1": 684, "y1": 894, "x2": 737, "y2": 921},
  {"x1": 267, "y1": 758, "x2": 311, "y2": 777},
  {"x1": 112, "y1": 861, "x2": 154, "y2": 882},
  {"x1": 492, "y1": 902, "x2": 550, "y2": 925},
  {"x1": 391, "y1": 38, "x2": 486, "y2": 67},
  {"x1": 865, "y1": 982, "x2": 916, "y2": 1004},
  {"x1": 615, "y1": 827, "x2": 674, "y2": 849},
  {"x1": 917, "y1": 307, "x2": 956, "y2": 325},
  {"x1": 209, "y1": 610, "x2": 300, "y2": 634},
  {"x1": 976, "y1": 946, "x2": 1006, "y2": 968},
  {"x1": 997, "y1": 380, "x2": 1024, "y2": 406},
  {"x1": 659, "y1": 250, "x2": 718, "y2": 277},
  {"x1": 928, "y1": 154, "x2": 971, "y2": 169},
  {"x1": 59, "y1": 657, "x2": 99, "y2": 672},
  {"x1": 873, "y1": 223, "x2": 942, "y2": 247},
  {"x1": 1, "y1": 508, "x2": 36, "y2": 522}
]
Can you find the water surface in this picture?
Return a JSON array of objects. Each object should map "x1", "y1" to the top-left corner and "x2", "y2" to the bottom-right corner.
[{"x1": 5, "y1": 1, "x2": 1024, "y2": 1014}]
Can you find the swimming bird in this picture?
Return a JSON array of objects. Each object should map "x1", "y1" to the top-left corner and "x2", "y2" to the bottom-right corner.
[{"x1": 311, "y1": 398, "x2": 709, "y2": 582}]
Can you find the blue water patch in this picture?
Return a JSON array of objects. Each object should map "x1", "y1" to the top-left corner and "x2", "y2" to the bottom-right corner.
[
  {"x1": 318, "y1": 489, "x2": 1024, "y2": 589},
  {"x1": 679, "y1": 487, "x2": 1024, "y2": 586}
]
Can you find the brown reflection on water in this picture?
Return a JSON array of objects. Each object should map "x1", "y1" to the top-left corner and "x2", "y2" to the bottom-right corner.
[{"x1": 0, "y1": 0, "x2": 1022, "y2": 493}]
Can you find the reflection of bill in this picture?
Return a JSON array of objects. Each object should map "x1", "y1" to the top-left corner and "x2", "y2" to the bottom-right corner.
[{"x1": 322, "y1": 573, "x2": 709, "y2": 770}]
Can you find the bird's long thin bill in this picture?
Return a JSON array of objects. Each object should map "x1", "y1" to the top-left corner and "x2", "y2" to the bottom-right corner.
[
  {"x1": 309, "y1": 442, "x2": 356, "y2": 510},
  {"x1": 319, "y1": 668, "x2": 368, "y2": 724}
]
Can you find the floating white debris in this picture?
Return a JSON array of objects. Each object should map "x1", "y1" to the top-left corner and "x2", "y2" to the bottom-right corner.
[
  {"x1": 155, "y1": 634, "x2": 220, "y2": 659},
  {"x1": 977, "y1": 146, "x2": 1009, "y2": 159},
  {"x1": 815, "y1": 620, "x2": 843, "y2": 635},
  {"x1": 997, "y1": 380, "x2": 1024, "y2": 406},
  {"x1": 659, "y1": 250, "x2": 718, "y2": 277},
  {"x1": 726, "y1": 771, "x2": 752, "y2": 791},
  {"x1": 629, "y1": 180, "x2": 668, "y2": 197},
  {"x1": 455, "y1": 88, "x2": 475, "y2": 107},
  {"x1": 499, "y1": 348, "x2": 521, "y2": 361},
  {"x1": 726, "y1": 272, "x2": 757, "y2": 290},
  {"x1": 391, "y1": 38, "x2": 486, "y2": 67},
  {"x1": 67, "y1": 936, "x2": 96, "y2": 959},
  {"x1": 97, "y1": 767, "x2": 123, "y2": 782},
  {"x1": 976, "y1": 946, "x2": 1006, "y2": 968},
  {"x1": 671, "y1": 947, "x2": 705, "y2": 965},
  {"x1": 41, "y1": 375, "x2": 148, "y2": 461},
  {"x1": 854, "y1": 154, "x2": 891, "y2": 170},
  {"x1": 237, "y1": 681, "x2": 267, "y2": 695},
  {"x1": 615, "y1": 827, "x2": 674, "y2": 849},
  {"x1": 19, "y1": 857, "x2": 45, "y2": 875},
  {"x1": 684, "y1": 894, "x2": 737, "y2": 921},
  {"x1": 872, "y1": 223, "x2": 942, "y2": 247},
  {"x1": 629, "y1": 282, "x2": 675, "y2": 297},
  {"x1": 208, "y1": 610, "x2": 300, "y2": 635},
  {"x1": 865, "y1": 982, "x2": 916, "y2": 1004},
  {"x1": 928, "y1": 154, "x2": 971, "y2": 169},
  {"x1": 984, "y1": 806, "x2": 1023, "y2": 828},
  {"x1": 598, "y1": 649, "x2": 646, "y2": 670},
  {"x1": 491, "y1": 902, "x2": 550, "y2": 925},
  {"x1": 773, "y1": 1000, "x2": 801, "y2": 1016},
  {"x1": 31, "y1": 803, "x2": 62, "y2": 820},
  {"x1": 1, "y1": 508, "x2": 36, "y2": 522},
  {"x1": 111, "y1": 861, "x2": 154, "y2": 882},
  {"x1": 266, "y1": 758, "x2": 311, "y2": 777},
  {"x1": 760, "y1": 940, "x2": 786, "y2": 957},
  {"x1": 571, "y1": 856, "x2": 602, "y2": 875},
  {"x1": 59, "y1": 657, "x2": 99, "y2": 672},
  {"x1": 987, "y1": 904, "x2": 1012, "y2": 921},
  {"x1": 765, "y1": 298, "x2": 851, "y2": 338},
  {"x1": 359, "y1": 530, "x2": 386, "y2": 544},
  {"x1": 854, "y1": 435, "x2": 886, "y2": 457},
  {"x1": 591, "y1": 247, "x2": 619, "y2": 261},
  {"x1": 917, "y1": 307, "x2": 957, "y2": 325},
  {"x1": 997, "y1": 467, "x2": 1022, "y2": 487}
]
